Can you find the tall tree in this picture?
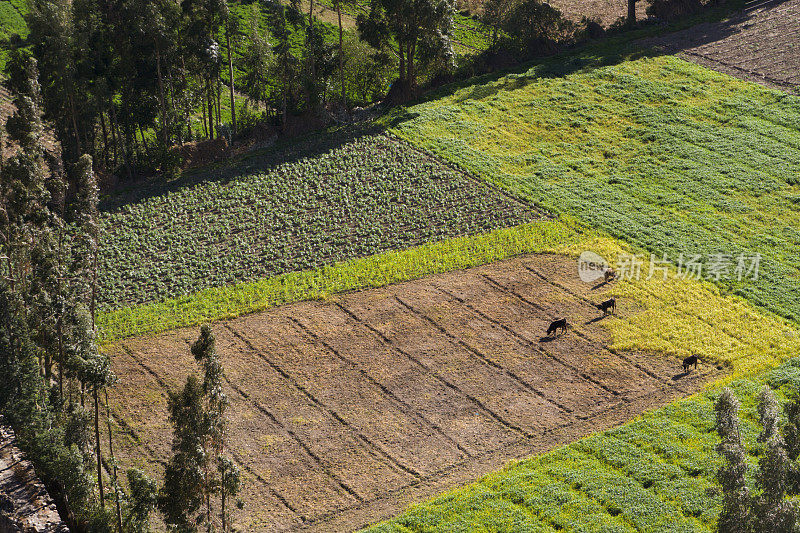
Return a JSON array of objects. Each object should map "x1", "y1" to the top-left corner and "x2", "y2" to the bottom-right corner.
[
  {"x1": 0, "y1": 49, "x2": 111, "y2": 532},
  {"x1": 627, "y1": 0, "x2": 637, "y2": 26},
  {"x1": 714, "y1": 386, "x2": 800, "y2": 533},
  {"x1": 159, "y1": 374, "x2": 208, "y2": 531},
  {"x1": 224, "y1": 4, "x2": 239, "y2": 137},
  {"x1": 754, "y1": 387, "x2": 797, "y2": 532},
  {"x1": 357, "y1": 0, "x2": 455, "y2": 99},
  {"x1": 191, "y1": 325, "x2": 225, "y2": 528},
  {"x1": 241, "y1": 5, "x2": 274, "y2": 106},
  {"x1": 266, "y1": 1, "x2": 300, "y2": 128},
  {"x1": 715, "y1": 387, "x2": 751, "y2": 533},
  {"x1": 333, "y1": 0, "x2": 349, "y2": 116}
]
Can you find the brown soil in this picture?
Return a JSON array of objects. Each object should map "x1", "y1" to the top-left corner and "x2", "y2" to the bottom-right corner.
[
  {"x1": 641, "y1": 0, "x2": 800, "y2": 92},
  {"x1": 550, "y1": 0, "x2": 626, "y2": 26},
  {"x1": 105, "y1": 253, "x2": 720, "y2": 532}
]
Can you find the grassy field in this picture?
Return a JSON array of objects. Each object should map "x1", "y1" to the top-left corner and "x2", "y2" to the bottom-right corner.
[
  {"x1": 385, "y1": 53, "x2": 800, "y2": 324},
  {"x1": 365, "y1": 355, "x2": 800, "y2": 532}
]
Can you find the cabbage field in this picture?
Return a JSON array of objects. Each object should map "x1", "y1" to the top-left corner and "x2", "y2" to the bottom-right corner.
[
  {"x1": 98, "y1": 134, "x2": 537, "y2": 309},
  {"x1": 388, "y1": 54, "x2": 800, "y2": 323},
  {"x1": 366, "y1": 356, "x2": 800, "y2": 532}
]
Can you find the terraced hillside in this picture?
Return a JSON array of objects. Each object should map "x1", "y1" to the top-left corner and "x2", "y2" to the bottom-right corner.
[{"x1": 81, "y1": 3, "x2": 800, "y2": 533}]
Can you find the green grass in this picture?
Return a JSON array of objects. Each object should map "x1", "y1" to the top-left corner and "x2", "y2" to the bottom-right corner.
[
  {"x1": 385, "y1": 53, "x2": 800, "y2": 324},
  {"x1": 364, "y1": 356, "x2": 800, "y2": 533},
  {"x1": 97, "y1": 218, "x2": 577, "y2": 343}
]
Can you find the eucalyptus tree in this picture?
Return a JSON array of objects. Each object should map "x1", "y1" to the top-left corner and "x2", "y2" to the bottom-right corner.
[
  {"x1": 357, "y1": 0, "x2": 455, "y2": 99},
  {"x1": 241, "y1": 5, "x2": 274, "y2": 106}
]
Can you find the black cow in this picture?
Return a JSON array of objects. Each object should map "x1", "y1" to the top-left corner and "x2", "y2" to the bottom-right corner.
[
  {"x1": 547, "y1": 318, "x2": 568, "y2": 337},
  {"x1": 683, "y1": 355, "x2": 699, "y2": 372},
  {"x1": 596, "y1": 297, "x2": 616, "y2": 316}
]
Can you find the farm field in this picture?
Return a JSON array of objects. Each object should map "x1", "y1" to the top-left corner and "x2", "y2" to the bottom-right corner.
[
  {"x1": 98, "y1": 133, "x2": 537, "y2": 309},
  {"x1": 367, "y1": 352, "x2": 800, "y2": 532},
  {"x1": 387, "y1": 53, "x2": 800, "y2": 324},
  {"x1": 104, "y1": 252, "x2": 726, "y2": 532},
  {"x1": 642, "y1": 0, "x2": 800, "y2": 92}
]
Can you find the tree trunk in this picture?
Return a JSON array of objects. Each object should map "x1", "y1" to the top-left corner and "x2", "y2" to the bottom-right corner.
[
  {"x1": 336, "y1": 1, "x2": 348, "y2": 118},
  {"x1": 216, "y1": 74, "x2": 222, "y2": 134},
  {"x1": 155, "y1": 43, "x2": 170, "y2": 147},
  {"x1": 627, "y1": 0, "x2": 636, "y2": 26},
  {"x1": 226, "y1": 28, "x2": 236, "y2": 136},
  {"x1": 398, "y1": 44, "x2": 405, "y2": 91},
  {"x1": 308, "y1": 0, "x2": 316, "y2": 99},
  {"x1": 100, "y1": 110, "x2": 109, "y2": 170},
  {"x1": 95, "y1": 389, "x2": 104, "y2": 508},
  {"x1": 221, "y1": 488, "x2": 227, "y2": 532},
  {"x1": 105, "y1": 391, "x2": 123, "y2": 533}
]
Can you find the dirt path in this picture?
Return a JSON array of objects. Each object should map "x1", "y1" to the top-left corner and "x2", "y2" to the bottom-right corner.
[
  {"x1": 0, "y1": 418, "x2": 68, "y2": 533},
  {"x1": 107, "y1": 253, "x2": 719, "y2": 532},
  {"x1": 642, "y1": 0, "x2": 800, "y2": 92}
]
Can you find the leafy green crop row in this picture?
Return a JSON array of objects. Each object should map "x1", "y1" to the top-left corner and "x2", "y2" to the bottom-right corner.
[
  {"x1": 0, "y1": 0, "x2": 27, "y2": 40},
  {"x1": 387, "y1": 53, "x2": 800, "y2": 323},
  {"x1": 366, "y1": 355, "x2": 800, "y2": 532},
  {"x1": 98, "y1": 133, "x2": 536, "y2": 309}
]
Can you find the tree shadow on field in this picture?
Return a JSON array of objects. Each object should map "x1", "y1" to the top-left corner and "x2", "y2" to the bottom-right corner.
[{"x1": 100, "y1": 120, "x2": 399, "y2": 212}]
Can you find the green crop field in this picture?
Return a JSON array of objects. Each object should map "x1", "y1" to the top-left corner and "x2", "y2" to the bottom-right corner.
[
  {"x1": 0, "y1": 0, "x2": 27, "y2": 41},
  {"x1": 386, "y1": 53, "x2": 800, "y2": 324},
  {"x1": 98, "y1": 133, "x2": 536, "y2": 309},
  {"x1": 366, "y1": 355, "x2": 800, "y2": 533}
]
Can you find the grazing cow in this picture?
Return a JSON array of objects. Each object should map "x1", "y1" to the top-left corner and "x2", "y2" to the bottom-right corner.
[
  {"x1": 604, "y1": 268, "x2": 617, "y2": 283},
  {"x1": 547, "y1": 318, "x2": 568, "y2": 337},
  {"x1": 683, "y1": 355, "x2": 699, "y2": 372},
  {"x1": 596, "y1": 297, "x2": 616, "y2": 316}
]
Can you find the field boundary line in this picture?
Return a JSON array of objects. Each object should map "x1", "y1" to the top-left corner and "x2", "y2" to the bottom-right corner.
[
  {"x1": 219, "y1": 371, "x2": 364, "y2": 504},
  {"x1": 332, "y1": 300, "x2": 533, "y2": 438},
  {"x1": 226, "y1": 447, "x2": 302, "y2": 517},
  {"x1": 680, "y1": 49, "x2": 798, "y2": 91},
  {"x1": 381, "y1": 132, "x2": 552, "y2": 219},
  {"x1": 224, "y1": 324, "x2": 424, "y2": 481},
  {"x1": 105, "y1": 409, "x2": 165, "y2": 467},
  {"x1": 517, "y1": 266, "x2": 695, "y2": 392},
  {"x1": 288, "y1": 316, "x2": 472, "y2": 458},
  {"x1": 119, "y1": 344, "x2": 301, "y2": 518},
  {"x1": 393, "y1": 295, "x2": 568, "y2": 427},
  {"x1": 434, "y1": 282, "x2": 623, "y2": 398},
  {"x1": 302, "y1": 379, "x2": 700, "y2": 531}
]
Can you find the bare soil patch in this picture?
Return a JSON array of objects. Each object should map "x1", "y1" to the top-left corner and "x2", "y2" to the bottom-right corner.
[
  {"x1": 642, "y1": 0, "x2": 800, "y2": 92},
  {"x1": 106, "y1": 253, "x2": 719, "y2": 532}
]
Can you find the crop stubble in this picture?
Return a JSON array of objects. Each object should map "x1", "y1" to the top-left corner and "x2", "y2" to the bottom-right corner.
[{"x1": 106, "y1": 253, "x2": 718, "y2": 531}]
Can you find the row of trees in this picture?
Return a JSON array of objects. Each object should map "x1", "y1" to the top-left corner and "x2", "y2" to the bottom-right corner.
[
  {"x1": 0, "y1": 51, "x2": 238, "y2": 532},
  {"x1": 715, "y1": 386, "x2": 800, "y2": 532},
  {"x1": 0, "y1": 52, "x2": 127, "y2": 530},
  {"x1": 21, "y1": 0, "x2": 457, "y2": 179},
  {"x1": 21, "y1": 0, "x2": 719, "y2": 181}
]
